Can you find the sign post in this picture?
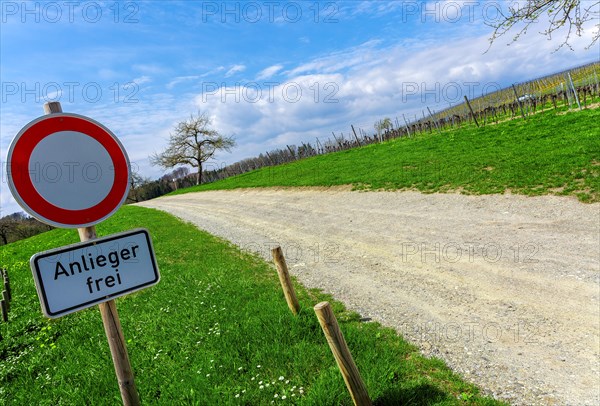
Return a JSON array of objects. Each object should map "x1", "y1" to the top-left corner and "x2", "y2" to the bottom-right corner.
[
  {"x1": 6, "y1": 101, "x2": 145, "y2": 405},
  {"x1": 79, "y1": 226, "x2": 141, "y2": 406}
]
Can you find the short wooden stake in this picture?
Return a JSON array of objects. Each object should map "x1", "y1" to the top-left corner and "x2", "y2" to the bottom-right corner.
[
  {"x1": 44, "y1": 101, "x2": 140, "y2": 406},
  {"x1": 271, "y1": 247, "x2": 300, "y2": 315},
  {"x1": 314, "y1": 301, "x2": 372, "y2": 406},
  {"x1": 1, "y1": 299, "x2": 7, "y2": 322}
]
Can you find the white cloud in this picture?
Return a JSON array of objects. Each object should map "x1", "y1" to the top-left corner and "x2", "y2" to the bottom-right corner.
[
  {"x1": 287, "y1": 40, "x2": 383, "y2": 76},
  {"x1": 166, "y1": 75, "x2": 200, "y2": 89},
  {"x1": 343, "y1": 1, "x2": 404, "y2": 18},
  {"x1": 225, "y1": 64, "x2": 246, "y2": 78},
  {"x1": 167, "y1": 67, "x2": 230, "y2": 89},
  {"x1": 133, "y1": 75, "x2": 152, "y2": 85},
  {"x1": 257, "y1": 64, "x2": 284, "y2": 80}
]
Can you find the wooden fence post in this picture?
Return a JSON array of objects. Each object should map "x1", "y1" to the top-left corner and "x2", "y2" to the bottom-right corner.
[
  {"x1": 271, "y1": 247, "x2": 300, "y2": 315},
  {"x1": 332, "y1": 132, "x2": 341, "y2": 147},
  {"x1": 44, "y1": 101, "x2": 140, "y2": 406},
  {"x1": 314, "y1": 302, "x2": 372, "y2": 406},
  {"x1": 2, "y1": 291, "x2": 9, "y2": 313},
  {"x1": 1, "y1": 299, "x2": 7, "y2": 322},
  {"x1": 2, "y1": 271, "x2": 10, "y2": 301},
  {"x1": 427, "y1": 107, "x2": 442, "y2": 134},
  {"x1": 511, "y1": 84, "x2": 527, "y2": 120},
  {"x1": 286, "y1": 145, "x2": 296, "y2": 160},
  {"x1": 463, "y1": 96, "x2": 480, "y2": 127},
  {"x1": 351, "y1": 125, "x2": 362, "y2": 146},
  {"x1": 567, "y1": 72, "x2": 582, "y2": 110},
  {"x1": 402, "y1": 114, "x2": 412, "y2": 137}
]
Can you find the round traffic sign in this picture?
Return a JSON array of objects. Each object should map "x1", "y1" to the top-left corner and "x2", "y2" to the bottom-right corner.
[{"x1": 7, "y1": 113, "x2": 130, "y2": 228}]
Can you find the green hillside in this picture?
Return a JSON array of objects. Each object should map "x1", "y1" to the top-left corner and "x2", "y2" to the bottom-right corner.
[
  {"x1": 0, "y1": 206, "x2": 503, "y2": 405},
  {"x1": 174, "y1": 108, "x2": 600, "y2": 202},
  {"x1": 1, "y1": 95, "x2": 597, "y2": 406}
]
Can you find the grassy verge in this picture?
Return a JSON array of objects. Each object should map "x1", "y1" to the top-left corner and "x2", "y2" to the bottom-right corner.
[
  {"x1": 0, "y1": 206, "x2": 503, "y2": 405},
  {"x1": 172, "y1": 108, "x2": 600, "y2": 202}
]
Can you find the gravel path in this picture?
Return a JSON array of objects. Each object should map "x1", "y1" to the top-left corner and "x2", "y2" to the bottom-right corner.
[{"x1": 138, "y1": 188, "x2": 600, "y2": 405}]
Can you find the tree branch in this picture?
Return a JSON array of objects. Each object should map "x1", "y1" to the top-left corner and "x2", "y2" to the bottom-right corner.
[{"x1": 487, "y1": 0, "x2": 599, "y2": 51}]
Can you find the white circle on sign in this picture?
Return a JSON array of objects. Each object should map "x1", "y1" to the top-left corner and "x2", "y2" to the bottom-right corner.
[{"x1": 28, "y1": 131, "x2": 114, "y2": 211}]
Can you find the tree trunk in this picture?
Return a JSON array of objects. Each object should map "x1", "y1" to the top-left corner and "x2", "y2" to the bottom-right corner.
[{"x1": 197, "y1": 162, "x2": 202, "y2": 185}]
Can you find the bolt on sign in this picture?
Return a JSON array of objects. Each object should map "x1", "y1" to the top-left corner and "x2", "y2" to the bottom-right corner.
[{"x1": 30, "y1": 229, "x2": 160, "y2": 319}]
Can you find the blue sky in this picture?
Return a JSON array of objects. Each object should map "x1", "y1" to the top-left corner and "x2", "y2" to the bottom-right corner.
[{"x1": 1, "y1": 1, "x2": 599, "y2": 217}]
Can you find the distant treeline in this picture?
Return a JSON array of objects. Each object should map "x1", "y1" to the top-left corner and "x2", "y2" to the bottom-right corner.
[
  {"x1": 126, "y1": 166, "x2": 194, "y2": 203},
  {"x1": 0, "y1": 213, "x2": 53, "y2": 246}
]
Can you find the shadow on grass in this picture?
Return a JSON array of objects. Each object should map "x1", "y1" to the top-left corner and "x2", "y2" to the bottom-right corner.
[{"x1": 374, "y1": 383, "x2": 451, "y2": 405}]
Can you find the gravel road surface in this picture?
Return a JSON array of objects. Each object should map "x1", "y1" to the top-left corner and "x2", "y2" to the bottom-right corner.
[{"x1": 138, "y1": 188, "x2": 600, "y2": 405}]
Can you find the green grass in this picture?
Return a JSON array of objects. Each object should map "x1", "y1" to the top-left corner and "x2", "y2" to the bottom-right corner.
[
  {"x1": 0, "y1": 206, "x2": 504, "y2": 405},
  {"x1": 173, "y1": 108, "x2": 600, "y2": 202}
]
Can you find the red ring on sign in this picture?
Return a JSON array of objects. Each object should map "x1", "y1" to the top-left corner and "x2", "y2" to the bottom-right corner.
[{"x1": 9, "y1": 115, "x2": 129, "y2": 226}]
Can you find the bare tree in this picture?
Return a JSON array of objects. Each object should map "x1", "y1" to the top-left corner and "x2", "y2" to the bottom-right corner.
[
  {"x1": 488, "y1": 0, "x2": 599, "y2": 50},
  {"x1": 150, "y1": 112, "x2": 235, "y2": 185}
]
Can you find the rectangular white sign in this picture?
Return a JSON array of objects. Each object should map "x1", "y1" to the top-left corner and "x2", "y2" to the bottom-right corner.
[{"x1": 30, "y1": 228, "x2": 160, "y2": 318}]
